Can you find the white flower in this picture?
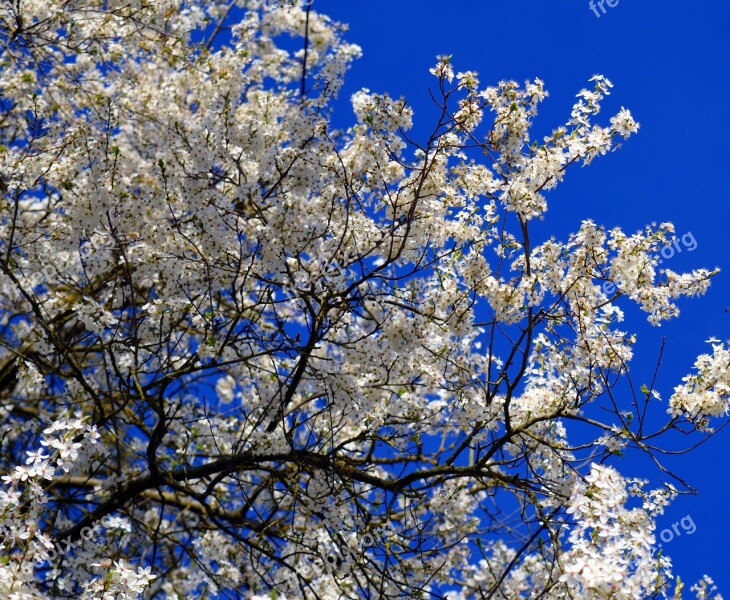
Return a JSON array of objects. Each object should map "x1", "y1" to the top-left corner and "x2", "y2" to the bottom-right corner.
[
  {"x1": 25, "y1": 449, "x2": 48, "y2": 465},
  {"x1": 610, "y1": 107, "x2": 640, "y2": 138},
  {"x1": 429, "y1": 55, "x2": 454, "y2": 83}
]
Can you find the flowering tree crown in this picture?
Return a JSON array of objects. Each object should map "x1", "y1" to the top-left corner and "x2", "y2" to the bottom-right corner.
[{"x1": 0, "y1": 1, "x2": 725, "y2": 598}]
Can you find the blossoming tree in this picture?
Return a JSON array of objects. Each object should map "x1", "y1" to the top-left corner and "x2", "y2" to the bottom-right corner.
[{"x1": 0, "y1": 0, "x2": 726, "y2": 598}]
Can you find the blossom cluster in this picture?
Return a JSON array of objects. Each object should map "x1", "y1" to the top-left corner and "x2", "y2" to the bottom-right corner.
[
  {"x1": 0, "y1": 418, "x2": 155, "y2": 598},
  {"x1": 670, "y1": 339, "x2": 730, "y2": 427}
]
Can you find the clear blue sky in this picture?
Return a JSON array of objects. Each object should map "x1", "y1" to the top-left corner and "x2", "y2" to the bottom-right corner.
[{"x1": 313, "y1": 0, "x2": 730, "y2": 591}]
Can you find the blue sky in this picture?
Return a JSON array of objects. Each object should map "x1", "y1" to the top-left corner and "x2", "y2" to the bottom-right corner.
[{"x1": 311, "y1": 0, "x2": 730, "y2": 591}]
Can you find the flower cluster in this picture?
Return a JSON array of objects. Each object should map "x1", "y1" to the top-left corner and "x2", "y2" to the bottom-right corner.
[
  {"x1": 560, "y1": 464, "x2": 672, "y2": 597},
  {"x1": 0, "y1": 418, "x2": 155, "y2": 598},
  {"x1": 669, "y1": 339, "x2": 730, "y2": 428}
]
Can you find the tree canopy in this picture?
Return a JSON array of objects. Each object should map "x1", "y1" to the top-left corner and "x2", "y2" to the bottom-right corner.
[{"x1": 0, "y1": 1, "x2": 726, "y2": 598}]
